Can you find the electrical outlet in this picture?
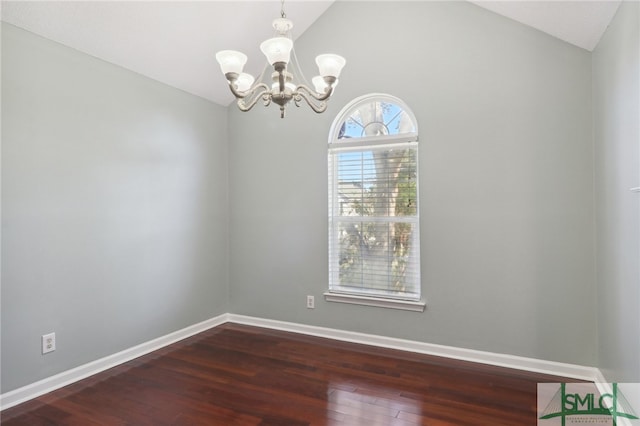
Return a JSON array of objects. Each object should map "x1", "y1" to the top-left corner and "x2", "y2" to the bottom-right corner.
[
  {"x1": 306, "y1": 295, "x2": 315, "y2": 309},
  {"x1": 42, "y1": 332, "x2": 56, "y2": 354}
]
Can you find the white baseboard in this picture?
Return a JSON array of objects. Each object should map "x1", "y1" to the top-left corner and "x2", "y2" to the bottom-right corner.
[
  {"x1": 594, "y1": 369, "x2": 609, "y2": 387},
  {"x1": 227, "y1": 314, "x2": 600, "y2": 381},
  {"x1": 2, "y1": 312, "x2": 601, "y2": 411},
  {"x1": 0, "y1": 314, "x2": 229, "y2": 411}
]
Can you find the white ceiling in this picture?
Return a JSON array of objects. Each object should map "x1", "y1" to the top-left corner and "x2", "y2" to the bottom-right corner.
[
  {"x1": 1, "y1": 0, "x2": 335, "y2": 106},
  {"x1": 470, "y1": 0, "x2": 621, "y2": 52},
  {"x1": 1, "y1": 1, "x2": 621, "y2": 106}
]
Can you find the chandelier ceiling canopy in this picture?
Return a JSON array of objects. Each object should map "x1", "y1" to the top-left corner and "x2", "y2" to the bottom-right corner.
[{"x1": 215, "y1": 1, "x2": 345, "y2": 118}]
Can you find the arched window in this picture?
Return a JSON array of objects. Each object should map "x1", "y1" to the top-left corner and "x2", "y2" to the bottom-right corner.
[{"x1": 326, "y1": 94, "x2": 423, "y2": 311}]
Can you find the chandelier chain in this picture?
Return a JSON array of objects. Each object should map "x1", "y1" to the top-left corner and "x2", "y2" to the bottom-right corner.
[{"x1": 280, "y1": 0, "x2": 286, "y2": 18}]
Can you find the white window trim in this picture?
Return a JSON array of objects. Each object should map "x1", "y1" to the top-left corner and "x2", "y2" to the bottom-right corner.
[
  {"x1": 327, "y1": 93, "x2": 424, "y2": 311},
  {"x1": 323, "y1": 292, "x2": 426, "y2": 312}
]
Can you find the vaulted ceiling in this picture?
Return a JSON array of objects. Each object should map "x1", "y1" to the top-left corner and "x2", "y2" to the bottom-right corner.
[{"x1": 1, "y1": 1, "x2": 621, "y2": 106}]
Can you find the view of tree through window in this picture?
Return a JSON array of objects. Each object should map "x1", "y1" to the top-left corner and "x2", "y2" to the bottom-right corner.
[{"x1": 328, "y1": 95, "x2": 420, "y2": 301}]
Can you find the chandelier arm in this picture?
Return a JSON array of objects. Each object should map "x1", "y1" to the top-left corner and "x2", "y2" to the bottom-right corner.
[
  {"x1": 293, "y1": 90, "x2": 328, "y2": 114},
  {"x1": 295, "y1": 84, "x2": 334, "y2": 102},
  {"x1": 236, "y1": 86, "x2": 272, "y2": 112},
  {"x1": 228, "y1": 81, "x2": 269, "y2": 100}
]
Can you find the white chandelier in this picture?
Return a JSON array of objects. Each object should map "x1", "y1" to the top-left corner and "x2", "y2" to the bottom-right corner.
[{"x1": 215, "y1": 1, "x2": 346, "y2": 118}]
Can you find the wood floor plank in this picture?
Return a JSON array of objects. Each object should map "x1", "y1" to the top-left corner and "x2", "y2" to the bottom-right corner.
[{"x1": 1, "y1": 323, "x2": 585, "y2": 425}]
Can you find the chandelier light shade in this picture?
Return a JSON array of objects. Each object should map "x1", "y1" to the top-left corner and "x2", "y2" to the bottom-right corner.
[
  {"x1": 260, "y1": 37, "x2": 293, "y2": 65},
  {"x1": 316, "y1": 54, "x2": 346, "y2": 79},
  {"x1": 215, "y1": 51, "x2": 248, "y2": 75},
  {"x1": 235, "y1": 73, "x2": 255, "y2": 92},
  {"x1": 215, "y1": 3, "x2": 345, "y2": 118}
]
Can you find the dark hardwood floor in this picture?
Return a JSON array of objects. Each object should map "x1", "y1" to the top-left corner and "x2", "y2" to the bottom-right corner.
[{"x1": 2, "y1": 323, "x2": 584, "y2": 425}]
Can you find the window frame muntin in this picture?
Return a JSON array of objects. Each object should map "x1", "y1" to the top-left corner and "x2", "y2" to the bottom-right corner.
[{"x1": 328, "y1": 93, "x2": 419, "y2": 142}]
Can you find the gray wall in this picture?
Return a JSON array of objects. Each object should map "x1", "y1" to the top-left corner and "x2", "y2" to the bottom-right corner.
[
  {"x1": 229, "y1": 1, "x2": 596, "y2": 366},
  {"x1": 1, "y1": 23, "x2": 229, "y2": 392},
  {"x1": 7, "y1": 0, "x2": 628, "y2": 396},
  {"x1": 593, "y1": 1, "x2": 640, "y2": 383}
]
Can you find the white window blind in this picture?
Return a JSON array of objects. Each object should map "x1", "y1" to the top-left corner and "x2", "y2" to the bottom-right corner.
[{"x1": 328, "y1": 94, "x2": 421, "y2": 303}]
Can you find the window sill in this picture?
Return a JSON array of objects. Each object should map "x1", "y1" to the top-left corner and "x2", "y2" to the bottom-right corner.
[{"x1": 323, "y1": 292, "x2": 426, "y2": 312}]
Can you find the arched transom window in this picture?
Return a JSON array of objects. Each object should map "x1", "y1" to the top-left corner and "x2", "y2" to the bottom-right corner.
[{"x1": 326, "y1": 94, "x2": 423, "y2": 311}]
